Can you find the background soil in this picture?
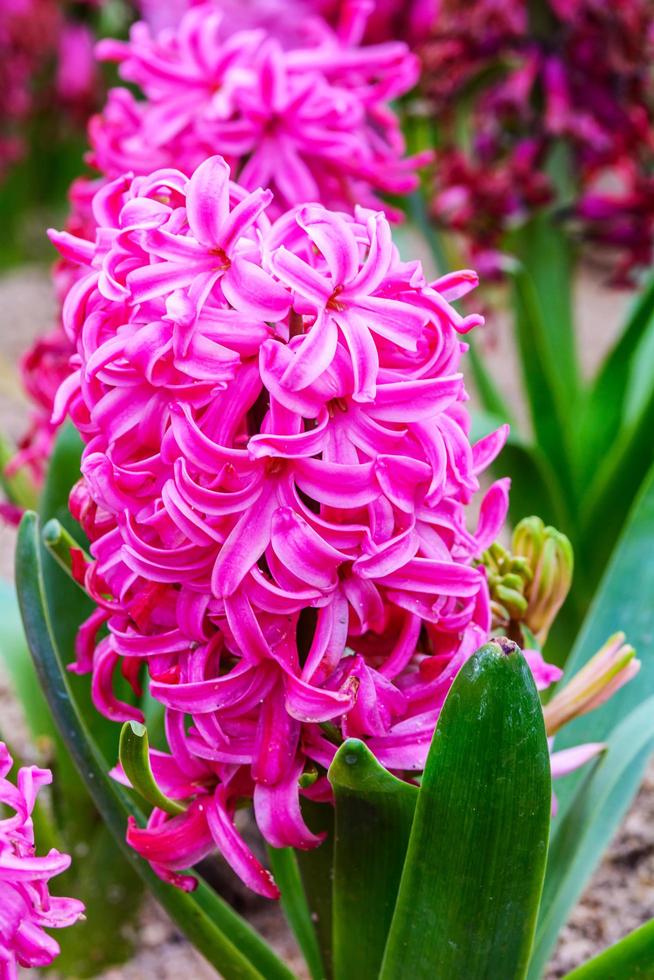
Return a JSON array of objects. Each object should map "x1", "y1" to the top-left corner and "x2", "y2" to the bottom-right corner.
[{"x1": 1, "y1": 261, "x2": 651, "y2": 979}]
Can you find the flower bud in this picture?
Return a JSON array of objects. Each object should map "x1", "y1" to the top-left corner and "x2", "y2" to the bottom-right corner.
[
  {"x1": 544, "y1": 632, "x2": 640, "y2": 736},
  {"x1": 513, "y1": 520, "x2": 573, "y2": 645}
]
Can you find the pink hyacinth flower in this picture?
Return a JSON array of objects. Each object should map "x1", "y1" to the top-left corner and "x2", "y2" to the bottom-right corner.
[
  {"x1": 48, "y1": 153, "x2": 511, "y2": 895},
  {"x1": 0, "y1": 743, "x2": 84, "y2": 975}
]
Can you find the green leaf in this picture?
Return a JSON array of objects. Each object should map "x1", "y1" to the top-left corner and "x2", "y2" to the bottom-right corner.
[
  {"x1": 563, "y1": 915, "x2": 654, "y2": 979},
  {"x1": 119, "y1": 721, "x2": 185, "y2": 816},
  {"x1": 511, "y1": 213, "x2": 578, "y2": 397},
  {"x1": 37, "y1": 422, "x2": 118, "y2": 764},
  {"x1": 467, "y1": 340, "x2": 515, "y2": 427},
  {"x1": 551, "y1": 461, "x2": 654, "y2": 821},
  {"x1": 42, "y1": 517, "x2": 90, "y2": 587},
  {"x1": 268, "y1": 847, "x2": 325, "y2": 980},
  {"x1": 296, "y1": 801, "x2": 335, "y2": 980},
  {"x1": 0, "y1": 581, "x2": 55, "y2": 741},
  {"x1": 0, "y1": 434, "x2": 38, "y2": 510},
  {"x1": 510, "y1": 264, "x2": 576, "y2": 512},
  {"x1": 329, "y1": 739, "x2": 418, "y2": 980},
  {"x1": 380, "y1": 642, "x2": 551, "y2": 980},
  {"x1": 576, "y1": 273, "x2": 654, "y2": 487},
  {"x1": 528, "y1": 697, "x2": 654, "y2": 979},
  {"x1": 15, "y1": 511, "x2": 295, "y2": 980},
  {"x1": 580, "y1": 381, "x2": 654, "y2": 580}
]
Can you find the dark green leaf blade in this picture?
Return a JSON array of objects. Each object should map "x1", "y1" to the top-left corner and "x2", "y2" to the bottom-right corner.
[
  {"x1": 563, "y1": 915, "x2": 654, "y2": 979},
  {"x1": 551, "y1": 462, "x2": 654, "y2": 825},
  {"x1": 296, "y1": 801, "x2": 335, "y2": 979},
  {"x1": 580, "y1": 382, "x2": 654, "y2": 579},
  {"x1": 380, "y1": 642, "x2": 551, "y2": 980},
  {"x1": 529, "y1": 698, "x2": 654, "y2": 979},
  {"x1": 576, "y1": 273, "x2": 654, "y2": 487},
  {"x1": 328, "y1": 739, "x2": 418, "y2": 980},
  {"x1": 268, "y1": 846, "x2": 325, "y2": 980},
  {"x1": 511, "y1": 266, "x2": 576, "y2": 512},
  {"x1": 511, "y1": 213, "x2": 578, "y2": 397},
  {"x1": 15, "y1": 511, "x2": 295, "y2": 980}
]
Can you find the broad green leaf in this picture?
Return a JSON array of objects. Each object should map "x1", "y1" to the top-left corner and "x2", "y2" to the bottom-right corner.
[
  {"x1": 329, "y1": 739, "x2": 418, "y2": 980},
  {"x1": 37, "y1": 422, "x2": 118, "y2": 764},
  {"x1": 119, "y1": 721, "x2": 184, "y2": 816},
  {"x1": 511, "y1": 265, "x2": 576, "y2": 511},
  {"x1": 268, "y1": 847, "x2": 325, "y2": 980},
  {"x1": 551, "y1": 461, "x2": 654, "y2": 823},
  {"x1": 15, "y1": 511, "x2": 295, "y2": 980},
  {"x1": 380, "y1": 642, "x2": 551, "y2": 980},
  {"x1": 0, "y1": 581, "x2": 55, "y2": 741},
  {"x1": 511, "y1": 213, "x2": 577, "y2": 397},
  {"x1": 0, "y1": 435, "x2": 38, "y2": 509},
  {"x1": 563, "y1": 915, "x2": 654, "y2": 979},
  {"x1": 528, "y1": 697, "x2": 654, "y2": 979},
  {"x1": 580, "y1": 383, "x2": 654, "y2": 579},
  {"x1": 296, "y1": 801, "x2": 335, "y2": 979},
  {"x1": 576, "y1": 273, "x2": 654, "y2": 486},
  {"x1": 0, "y1": 581, "x2": 94, "y2": 842},
  {"x1": 468, "y1": 340, "x2": 515, "y2": 427}
]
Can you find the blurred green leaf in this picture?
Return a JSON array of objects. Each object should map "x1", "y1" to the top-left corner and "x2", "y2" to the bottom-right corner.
[
  {"x1": 468, "y1": 339, "x2": 515, "y2": 426},
  {"x1": 268, "y1": 846, "x2": 325, "y2": 980},
  {"x1": 563, "y1": 915, "x2": 654, "y2": 979},
  {"x1": 38, "y1": 422, "x2": 118, "y2": 764},
  {"x1": 0, "y1": 581, "x2": 55, "y2": 741},
  {"x1": 380, "y1": 642, "x2": 551, "y2": 980},
  {"x1": 511, "y1": 265, "x2": 576, "y2": 512},
  {"x1": 552, "y1": 461, "x2": 654, "y2": 820},
  {"x1": 329, "y1": 739, "x2": 418, "y2": 980},
  {"x1": 529, "y1": 697, "x2": 654, "y2": 979},
  {"x1": 580, "y1": 384, "x2": 654, "y2": 579},
  {"x1": 16, "y1": 510, "x2": 295, "y2": 980},
  {"x1": 576, "y1": 274, "x2": 654, "y2": 488},
  {"x1": 511, "y1": 213, "x2": 577, "y2": 397}
]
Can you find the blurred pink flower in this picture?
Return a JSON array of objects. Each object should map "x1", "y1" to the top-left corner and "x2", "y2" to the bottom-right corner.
[
  {"x1": 0, "y1": 743, "x2": 84, "y2": 973},
  {"x1": 49, "y1": 155, "x2": 509, "y2": 895},
  {"x1": 15, "y1": 0, "x2": 428, "y2": 489},
  {"x1": 421, "y1": 0, "x2": 654, "y2": 281},
  {"x1": 92, "y1": 1, "x2": 425, "y2": 217},
  {"x1": 55, "y1": 22, "x2": 98, "y2": 108}
]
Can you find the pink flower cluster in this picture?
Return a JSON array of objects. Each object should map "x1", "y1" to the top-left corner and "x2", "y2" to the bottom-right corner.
[
  {"x1": 421, "y1": 0, "x2": 654, "y2": 282},
  {"x1": 0, "y1": 743, "x2": 84, "y2": 976},
  {"x1": 14, "y1": 0, "x2": 427, "y2": 492},
  {"x1": 92, "y1": 0, "x2": 424, "y2": 219},
  {"x1": 49, "y1": 155, "x2": 509, "y2": 896},
  {"x1": 136, "y1": 0, "x2": 437, "y2": 47}
]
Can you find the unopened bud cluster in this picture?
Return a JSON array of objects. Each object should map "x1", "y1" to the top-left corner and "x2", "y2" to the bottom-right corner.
[{"x1": 480, "y1": 517, "x2": 573, "y2": 646}]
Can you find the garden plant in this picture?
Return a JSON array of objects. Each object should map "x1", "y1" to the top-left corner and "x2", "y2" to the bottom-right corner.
[{"x1": 1, "y1": 2, "x2": 654, "y2": 979}]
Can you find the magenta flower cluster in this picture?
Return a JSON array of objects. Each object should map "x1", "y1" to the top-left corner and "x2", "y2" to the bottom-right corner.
[
  {"x1": 16, "y1": 0, "x2": 427, "y2": 492},
  {"x1": 49, "y1": 155, "x2": 509, "y2": 896},
  {"x1": 92, "y1": 0, "x2": 425, "y2": 219},
  {"x1": 0, "y1": 743, "x2": 84, "y2": 976},
  {"x1": 422, "y1": 0, "x2": 654, "y2": 281}
]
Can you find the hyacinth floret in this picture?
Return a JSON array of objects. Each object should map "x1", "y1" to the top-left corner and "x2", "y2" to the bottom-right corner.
[{"x1": 0, "y1": 743, "x2": 84, "y2": 977}]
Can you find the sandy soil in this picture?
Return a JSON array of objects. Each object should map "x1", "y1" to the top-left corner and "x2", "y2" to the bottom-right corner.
[{"x1": 0, "y1": 263, "x2": 649, "y2": 979}]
